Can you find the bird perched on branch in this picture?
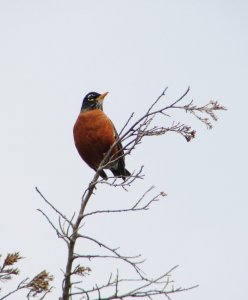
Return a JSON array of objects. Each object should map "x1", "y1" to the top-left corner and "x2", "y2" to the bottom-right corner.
[{"x1": 73, "y1": 91, "x2": 131, "y2": 180}]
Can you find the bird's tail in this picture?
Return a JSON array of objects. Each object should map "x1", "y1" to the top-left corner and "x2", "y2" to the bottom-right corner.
[{"x1": 111, "y1": 168, "x2": 131, "y2": 181}]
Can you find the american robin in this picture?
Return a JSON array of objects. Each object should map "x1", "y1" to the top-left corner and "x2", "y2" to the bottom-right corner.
[{"x1": 73, "y1": 92, "x2": 131, "y2": 180}]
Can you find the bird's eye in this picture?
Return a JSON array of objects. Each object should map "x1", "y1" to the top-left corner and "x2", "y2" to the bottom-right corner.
[{"x1": 87, "y1": 93, "x2": 96, "y2": 101}]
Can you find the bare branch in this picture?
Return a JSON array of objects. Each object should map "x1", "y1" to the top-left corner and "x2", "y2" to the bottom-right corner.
[
  {"x1": 0, "y1": 278, "x2": 28, "y2": 300},
  {"x1": 71, "y1": 265, "x2": 199, "y2": 299},
  {"x1": 37, "y1": 209, "x2": 69, "y2": 243},
  {"x1": 78, "y1": 235, "x2": 145, "y2": 278},
  {"x1": 35, "y1": 187, "x2": 73, "y2": 227},
  {"x1": 82, "y1": 186, "x2": 166, "y2": 218}
]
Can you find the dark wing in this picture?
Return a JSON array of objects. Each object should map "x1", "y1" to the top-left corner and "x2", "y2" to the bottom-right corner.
[{"x1": 110, "y1": 122, "x2": 131, "y2": 180}]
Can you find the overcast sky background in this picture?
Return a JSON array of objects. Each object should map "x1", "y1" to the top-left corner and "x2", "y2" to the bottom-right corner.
[{"x1": 0, "y1": 1, "x2": 247, "y2": 299}]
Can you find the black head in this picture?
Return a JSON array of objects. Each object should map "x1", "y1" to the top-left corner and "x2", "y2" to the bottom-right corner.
[{"x1": 81, "y1": 92, "x2": 108, "y2": 112}]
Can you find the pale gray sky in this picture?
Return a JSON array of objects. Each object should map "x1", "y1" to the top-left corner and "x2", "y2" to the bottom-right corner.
[{"x1": 0, "y1": 1, "x2": 247, "y2": 299}]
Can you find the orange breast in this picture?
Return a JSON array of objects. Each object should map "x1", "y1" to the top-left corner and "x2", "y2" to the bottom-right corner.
[{"x1": 73, "y1": 109, "x2": 118, "y2": 169}]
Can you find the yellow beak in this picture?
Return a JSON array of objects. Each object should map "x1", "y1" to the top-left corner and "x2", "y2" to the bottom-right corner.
[{"x1": 97, "y1": 92, "x2": 109, "y2": 102}]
